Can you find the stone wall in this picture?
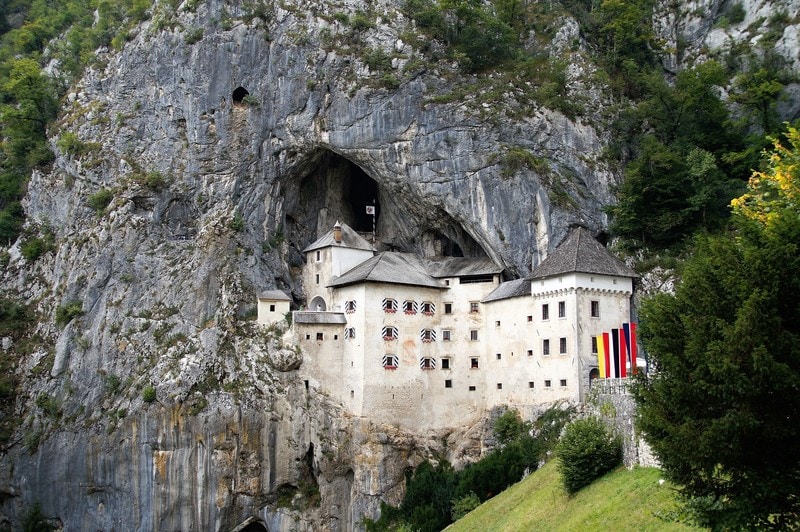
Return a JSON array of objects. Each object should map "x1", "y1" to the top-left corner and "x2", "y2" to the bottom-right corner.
[{"x1": 589, "y1": 391, "x2": 659, "y2": 469}]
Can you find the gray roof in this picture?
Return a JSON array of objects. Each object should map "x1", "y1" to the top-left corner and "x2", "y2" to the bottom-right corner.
[
  {"x1": 258, "y1": 290, "x2": 291, "y2": 301},
  {"x1": 293, "y1": 311, "x2": 347, "y2": 325},
  {"x1": 422, "y1": 256, "x2": 503, "y2": 278},
  {"x1": 482, "y1": 278, "x2": 532, "y2": 303},
  {"x1": 529, "y1": 227, "x2": 639, "y2": 280},
  {"x1": 303, "y1": 222, "x2": 376, "y2": 253},
  {"x1": 328, "y1": 252, "x2": 447, "y2": 289}
]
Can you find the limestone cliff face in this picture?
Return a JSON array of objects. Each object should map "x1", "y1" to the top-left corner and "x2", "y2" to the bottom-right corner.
[{"x1": 0, "y1": 0, "x2": 798, "y2": 529}]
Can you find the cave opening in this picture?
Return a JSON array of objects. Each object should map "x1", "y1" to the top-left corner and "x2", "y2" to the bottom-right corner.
[{"x1": 232, "y1": 86, "x2": 250, "y2": 104}]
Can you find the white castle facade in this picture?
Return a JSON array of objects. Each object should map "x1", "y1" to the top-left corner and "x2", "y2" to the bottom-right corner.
[{"x1": 258, "y1": 223, "x2": 638, "y2": 431}]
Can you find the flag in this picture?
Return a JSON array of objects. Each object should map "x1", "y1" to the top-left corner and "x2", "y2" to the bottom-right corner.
[
  {"x1": 619, "y1": 325, "x2": 628, "y2": 378},
  {"x1": 611, "y1": 329, "x2": 620, "y2": 378},
  {"x1": 596, "y1": 336, "x2": 605, "y2": 379},
  {"x1": 630, "y1": 322, "x2": 638, "y2": 374},
  {"x1": 366, "y1": 205, "x2": 375, "y2": 214},
  {"x1": 602, "y1": 333, "x2": 611, "y2": 378}
]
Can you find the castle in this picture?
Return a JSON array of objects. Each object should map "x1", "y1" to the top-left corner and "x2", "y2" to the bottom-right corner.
[{"x1": 258, "y1": 223, "x2": 638, "y2": 430}]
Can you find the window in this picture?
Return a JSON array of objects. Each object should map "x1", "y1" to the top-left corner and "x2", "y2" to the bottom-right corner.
[
  {"x1": 305, "y1": 334, "x2": 311, "y2": 340},
  {"x1": 542, "y1": 339, "x2": 550, "y2": 356},
  {"x1": 420, "y1": 329, "x2": 437, "y2": 342},
  {"x1": 382, "y1": 298, "x2": 397, "y2": 313},
  {"x1": 403, "y1": 300, "x2": 417, "y2": 315},
  {"x1": 420, "y1": 357, "x2": 436, "y2": 369},
  {"x1": 545, "y1": 379, "x2": 552, "y2": 388},
  {"x1": 559, "y1": 337, "x2": 567, "y2": 354},
  {"x1": 470, "y1": 301, "x2": 480, "y2": 313},
  {"x1": 444, "y1": 303, "x2": 453, "y2": 314},
  {"x1": 470, "y1": 329, "x2": 479, "y2": 341},
  {"x1": 560, "y1": 379, "x2": 567, "y2": 387},
  {"x1": 591, "y1": 336, "x2": 598, "y2": 353},
  {"x1": 421, "y1": 301, "x2": 435, "y2": 316},
  {"x1": 442, "y1": 329, "x2": 452, "y2": 341},
  {"x1": 469, "y1": 385, "x2": 476, "y2": 391},
  {"x1": 527, "y1": 315, "x2": 533, "y2": 322},
  {"x1": 558, "y1": 301, "x2": 566, "y2": 318},
  {"x1": 344, "y1": 300, "x2": 356, "y2": 313},
  {"x1": 542, "y1": 303, "x2": 549, "y2": 320},
  {"x1": 528, "y1": 381, "x2": 535, "y2": 388},
  {"x1": 495, "y1": 320, "x2": 501, "y2": 327},
  {"x1": 315, "y1": 250, "x2": 321, "y2": 261},
  {"x1": 590, "y1": 300, "x2": 600, "y2": 318},
  {"x1": 527, "y1": 349, "x2": 533, "y2": 357},
  {"x1": 269, "y1": 304, "x2": 276, "y2": 312},
  {"x1": 315, "y1": 274, "x2": 320, "y2": 284},
  {"x1": 445, "y1": 379, "x2": 452, "y2": 388},
  {"x1": 383, "y1": 355, "x2": 398, "y2": 369},
  {"x1": 382, "y1": 326, "x2": 398, "y2": 341},
  {"x1": 316, "y1": 332, "x2": 324, "y2": 341},
  {"x1": 497, "y1": 383, "x2": 503, "y2": 390},
  {"x1": 344, "y1": 327, "x2": 355, "y2": 339},
  {"x1": 333, "y1": 334, "x2": 338, "y2": 340},
  {"x1": 441, "y1": 358, "x2": 451, "y2": 369},
  {"x1": 496, "y1": 353, "x2": 502, "y2": 360},
  {"x1": 470, "y1": 357, "x2": 479, "y2": 369}
]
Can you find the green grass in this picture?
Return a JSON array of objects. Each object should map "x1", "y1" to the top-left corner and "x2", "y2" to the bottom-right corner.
[{"x1": 447, "y1": 460, "x2": 700, "y2": 531}]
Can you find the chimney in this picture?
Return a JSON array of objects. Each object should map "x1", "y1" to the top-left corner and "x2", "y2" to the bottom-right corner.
[{"x1": 332, "y1": 222, "x2": 343, "y2": 244}]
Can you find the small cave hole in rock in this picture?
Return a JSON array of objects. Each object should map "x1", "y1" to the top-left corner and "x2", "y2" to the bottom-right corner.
[
  {"x1": 232, "y1": 86, "x2": 250, "y2": 104},
  {"x1": 238, "y1": 522, "x2": 269, "y2": 532}
]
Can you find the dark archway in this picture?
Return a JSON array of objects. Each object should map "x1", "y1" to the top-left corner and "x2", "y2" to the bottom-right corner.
[
  {"x1": 230, "y1": 517, "x2": 269, "y2": 532},
  {"x1": 589, "y1": 368, "x2": 600, "y2": 383},
  {"x1": 309, "y1": 296, "x2": 326, "y2": 311},
  {"x1": 232, "y1": 86, "x2": 250, "y2": 104}
]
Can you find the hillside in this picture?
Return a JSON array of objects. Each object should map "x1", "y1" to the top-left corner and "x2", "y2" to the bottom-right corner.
[{"x1": 448, "y1": 460, "x2": 700, "y2": 532}]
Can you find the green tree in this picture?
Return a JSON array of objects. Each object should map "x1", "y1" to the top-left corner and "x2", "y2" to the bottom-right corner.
[
  {"x1": 633, "y1": 126, "x2": 800, "y2": 529},
  {"x1": 556, "y1": 417, "x2": 621, "y2": 494}
]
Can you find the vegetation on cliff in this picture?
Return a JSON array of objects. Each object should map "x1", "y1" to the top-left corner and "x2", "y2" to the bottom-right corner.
[{"x1": 633, "y1": 128, "x2": 800, "y2": 529}]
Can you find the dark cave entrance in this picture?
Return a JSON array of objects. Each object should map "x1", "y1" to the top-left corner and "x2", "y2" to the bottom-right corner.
[
  {"x1": 232, "y1": 86, "x2": 250, "y2": 104},
  {"x1": 348, "y1": 168, "x2": 379, "y2": 233}
]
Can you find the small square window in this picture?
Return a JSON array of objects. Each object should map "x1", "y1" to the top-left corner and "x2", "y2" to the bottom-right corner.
[
  {"x1": 497, "y1": 383, "x2": 502, "y2": 390},
  {"x1": 495, "y1": 320, "x2": 501, "y2": 327},
  {"x1": 442, "y1": 329, "x2": 452, "y2": 341},
  {"x1": 496, "y1": 353, "x2": 502, "y2": 360},
  {"x1": 560, "y1": 337, "x2": 567, "y2": 354},
  {"x1": 591, "y1": 300, "x2": 600, "y2": 318},
  {"x1": 470, "y1": 358, "x2": 479, "y2": 369},
  {"x1": 445, "y1": 279, "x2": 451, "y2": 286},
  {"x1": 543, "y1": 339, "x2": 550, "y2": 356},
  {"x1": 445, "y1": 379, "x2": 452, "y2": 388},
  {"x1": 528, "y1": 381, "x2": 535, "y2": 388},
  {"x1": 545, "y1": 379, "x2": 552, "y2": 388},
  {"x1": 269, "y1": 304, "x2": 276, "y2": 312},
  {"x1": 444, "y1": 303, "x2": 453, "y2": 314},
  {"x1": 315, "y1": 274, "x2": 320, "y2": 284},
  {"x1": 316, "y1": 332, "x2": 323, "y2": 341},
  {"x1": 469, "y1": 385, "x2": 476, "y2": 391},
  {"x1": 305, "y1": 334, "x2": 311, "y2": 340},
  {"x1": 333, "y1": 334, "x2": 338, "y2": 340},
  {"x1": 470, "y1": 330, "x2": 479, "y2": 341},
  {"x1": 527, "y1": 315, "x2": 532, "y2": 322},
  {"x1": 441, "y1": 358, "x2": 450, "y2": 370},
  {"x1": 558, "y1": 301, "x2": 566, "y2": 318},
  {"x1": 542, "y1": 304, "x2": 549, "y2": 320},
  {"x1": 470, "y1": 302, "x2": 479, "y2": 313},
  {"x1": 560, "y1": 379, "x2": 567, "y2": 387},
  {"x1": 527, "y1": 349, "x2": 533, "y2": 357}
]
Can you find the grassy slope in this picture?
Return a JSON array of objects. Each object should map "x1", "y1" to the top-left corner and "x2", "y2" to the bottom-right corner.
[{"x1": 447, "y1": 460, "x2": 701, "y2": 531}]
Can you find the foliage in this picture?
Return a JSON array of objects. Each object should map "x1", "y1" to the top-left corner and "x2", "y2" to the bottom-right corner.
[
  {"x1": 20, "y1": 229, "x2": 54, "y2": 262},
  {"x1": 450, "y1": 492, "x2": 480, "y2": 521},
  {"x1": 56, "y1": 132, "x2": 99, "y2": 157},
  {"x1": 229, "y1": 212, "x2": 245, "y2": 232},
  {"x1": 35, "y1": 392, "x2": 61, "y2": 418},
  {"x1": 22, "y1": 502, "x2": 53, "y2": 532},
  {"x1": 632, "y1": 127, "x2": 800, "y2": 529},
  {"x1": 55, "y1": 300, "x2": 83, "y2": 327},
  {"x1": 88, "y1": 188, "x2": 114, "y2": 214},
  {"x1": 141, "y1": 384, "x2": 156, "y2": 403},
  {"x1": 556, "y1": 416, "x2": 622, "y2": 494},
  {"x1": 493, "y1": 407, "x2": 526, "y2": 445}
]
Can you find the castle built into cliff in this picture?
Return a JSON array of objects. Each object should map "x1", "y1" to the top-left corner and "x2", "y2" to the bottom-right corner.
[{"x1": 258, "y1": 223, "x2": 638, "y2": 430}]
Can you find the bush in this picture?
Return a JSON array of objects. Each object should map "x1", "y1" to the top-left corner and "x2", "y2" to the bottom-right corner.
[
  {"x1": 451, "y1": 492, "x2": 480, "y2": 521},
  {"x1": 55, "y1": 301, "x2": 83, "y2": 327},
  {"x1": 88, "y1": 188, "x2": 114, "y2": 214},
  {"x1": 556, "y1": 417, "x2": 622, "y2": 494},
  {"x1": 20, "y1": 236, "x2": 48, "y2": 262},
  {"x1": 493, "y1": 408, "x2": 527, "y2": 445},
  {"x1": 142, "y1": 385, "x2": 156, "y2": 403}
]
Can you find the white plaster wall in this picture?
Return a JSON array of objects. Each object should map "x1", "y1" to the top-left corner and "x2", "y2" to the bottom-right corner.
[
  {"x1": 330, "y1": 246, "x2": 374, "y2": 277},
  {"x1": 256, "y1": 299, "x2": 290, "y2": 326}
]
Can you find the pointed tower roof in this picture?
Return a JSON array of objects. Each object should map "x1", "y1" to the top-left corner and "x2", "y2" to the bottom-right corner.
[
  {"x1": 302, "y1": 222, "x2": 376, "y2": 253},
  {"x1": 529, "y1": 227, "x2": 638, "y2": 280}
]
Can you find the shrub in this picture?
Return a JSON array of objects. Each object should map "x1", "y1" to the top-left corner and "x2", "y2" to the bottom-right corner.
[
  {"x1": 22, "y1": 502, "x2": 53, "y2": 532},
  {"x1": 88, "y1": 188, "x2": 114, "y2": 214},
  {"x1": 184, "y1": 27, "x2": 203, "y2": 44},
  {"x1": 493, "y1": 408, "x2": 527, "y2": 445},
  {"x1": 56, "y1": 132, "x2": 99, "y2": 156},
  {"x1": 55, "y1": 301, "x2": 83, "y2": 327},
  {"x1": 229, "y1": 213, "x2": 245, "y2": 232},
  {"x1": 142, "y1": 385, "x2": 156, "y2": 403},
  {"x1": 20, "y1": 236, "x2": 49, "y2": 262},
  {"x1": 451, "y1": 492, "x2": 480, "y2": 521},
  {"x1": 556, "y1": 417, "x2": 622, "y2": 494}
]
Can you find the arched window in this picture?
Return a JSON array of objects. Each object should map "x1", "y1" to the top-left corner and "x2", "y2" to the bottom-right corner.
[{"x1": 309, "y1": 296, "x2": 327, "y2": 311}]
